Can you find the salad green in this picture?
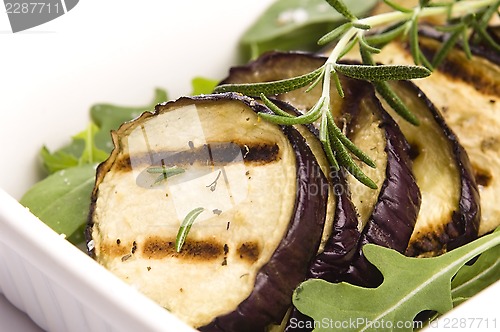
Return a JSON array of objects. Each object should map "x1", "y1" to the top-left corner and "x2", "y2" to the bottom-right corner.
[
  {"x1": 293, "y1": 229, "x2": 500, "y2": 331},
  {"x1": 239, "y1": 0, "x2": 377, "y2": 60}
]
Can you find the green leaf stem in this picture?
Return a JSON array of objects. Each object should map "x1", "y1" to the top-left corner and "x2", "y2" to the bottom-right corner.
[{"x1": 318, "y1": 22, "x2": 352, "y2": 46}]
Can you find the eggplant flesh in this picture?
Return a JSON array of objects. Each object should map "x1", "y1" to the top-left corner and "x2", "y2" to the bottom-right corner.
[
  {"x1": 368, "y1": 28, "x2": 499, "y2": 237},
  {"x1": 88, "y1": 93, "x2": 328, "y2": 330}
]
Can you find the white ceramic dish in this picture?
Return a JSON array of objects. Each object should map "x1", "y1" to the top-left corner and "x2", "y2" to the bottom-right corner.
[{"x1": 0, "y1": 1, "x2": 498, "y2": 331}]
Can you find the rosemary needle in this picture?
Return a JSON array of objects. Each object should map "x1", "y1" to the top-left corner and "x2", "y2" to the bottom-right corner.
[{"x1": 175, "y1": 207, "x2": 205, "y2": 253}]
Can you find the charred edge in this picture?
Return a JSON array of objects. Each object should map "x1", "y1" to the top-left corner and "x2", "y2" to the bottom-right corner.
[
  {"x1": 405, "y1": 230, "x2": 449, "y2": 257},
  {"x1": 421, "y1": 44, "x2": 500, "y2": 96},
  {"x1": 99, "y1": 241, "x2": 133, "y2": 258},
  {"x1": 142, "y1": 237, "x2": 224, "y2": 261},
  {"x1": 408, "y1": 143, "x2": 421, "y2": 161},
  {"x1": 112, "y1": 142, "x2": 280, "y2": 172}
]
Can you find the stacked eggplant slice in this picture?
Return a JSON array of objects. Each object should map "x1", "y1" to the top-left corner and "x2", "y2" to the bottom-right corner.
[
  {"x1": 87, "y1": 29, "x2": 500, "y2": 332},
  {"x1": 368, "y1": 27, "x2": 499, "y2": 238}
]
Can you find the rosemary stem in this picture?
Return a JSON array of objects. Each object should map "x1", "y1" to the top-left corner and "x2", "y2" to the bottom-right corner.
[
  {"x1": 357, "y1": 0, "x2": 497, "y2": 28},
  {"x1": 319, "y1": 63, "x2": 333, "y2": 143},
  {"x1": 327, "y1": 28, "x2": 357, "y2": 64},
  {"x1": 322, "y1": 63, "x2": 333, "y2": 98}
]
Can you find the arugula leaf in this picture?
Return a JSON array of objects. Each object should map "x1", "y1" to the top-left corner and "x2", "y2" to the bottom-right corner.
[
  {"x1": 239, "y1": 0, "x2": 377, "y2": 60},
  {"x1": 41, "y1": 122, "x2": 109, "y2": 174},
  {"x1": 91, "y1": 88, "x2": 167, "y2": 152},
  {"x1": 293, "y1": 231, "x2": 500, "y2": 331},
  {"x1": 20, "y1": 164, "x2": 97, "y2": 246},
  {"x1": 40, "y1": 146, "x2": 79, "y2": 174},
  {"x1": 451, "y1": 229, "x2": 500, "y2": 305}
]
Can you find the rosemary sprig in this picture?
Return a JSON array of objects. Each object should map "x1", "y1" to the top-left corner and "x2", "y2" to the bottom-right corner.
[
  {"x1": 175, "y1": 207, "x2": 204, "y2": 253},
  {"x1": 215, "y1": 0, "x2": 500, "y2": 188}
]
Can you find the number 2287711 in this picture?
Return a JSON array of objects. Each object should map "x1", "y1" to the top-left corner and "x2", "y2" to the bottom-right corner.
[
  {"x1": 5, "y1": 2, "x2": 61, "y2": 14},
  {"x1": 429, "y1": 317, "x2": 497, "y2": 329}
]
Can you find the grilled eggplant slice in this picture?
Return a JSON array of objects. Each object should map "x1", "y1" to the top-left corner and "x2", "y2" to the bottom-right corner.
[
  {"x1": 87, "y1": 93, "x2": 329, "y2": 330},
  {"x1": 380, "y1": 80, "x2": 480, "y2": 256},
  {"x1": 368, "y1": 27, "x2": 499, "y2": 237}
]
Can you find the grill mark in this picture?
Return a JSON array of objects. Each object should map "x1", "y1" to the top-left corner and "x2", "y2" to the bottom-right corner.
[
  {"x1": 102, "y1": 237, "x2": 262, "y2": 264},
  {"x1": 237, "y1": 242, "x2": 260, "y2": 263},
  {"x1": 112, "y1": 142, "x2": 280, "y2": 172},
  {"x1": 142, "y1": 237, "x2": 223, "y2": 261},
  {"x1": 408, "y1": 39, "x2": 500, "y2": 96},
  {"x1": 99, "y1": 241, "x2": 133, "y2": 257},
  {"x1": 472, "y1": 165, "x2": 493, "y2": 188}
]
